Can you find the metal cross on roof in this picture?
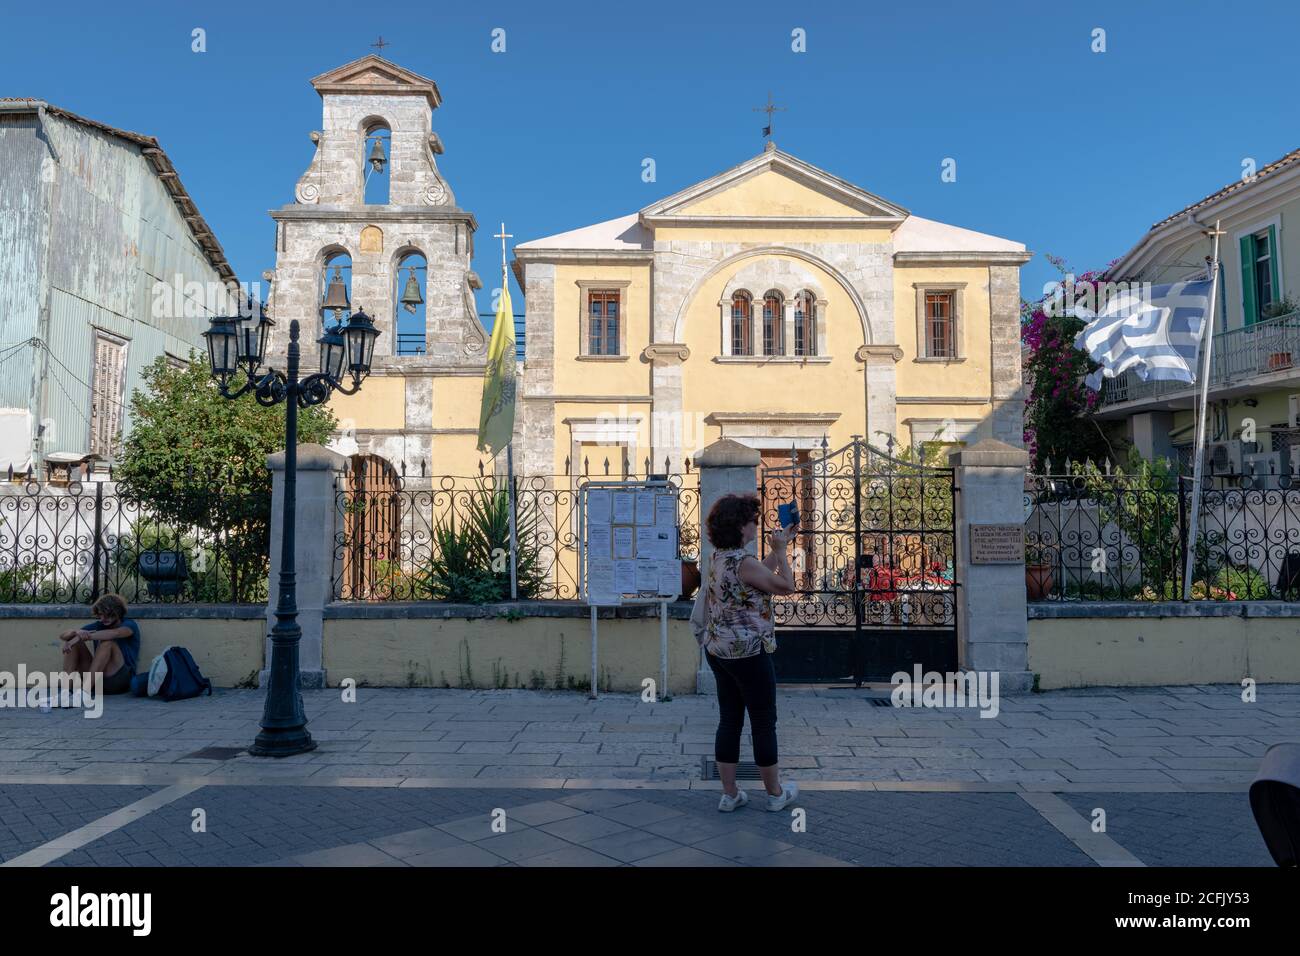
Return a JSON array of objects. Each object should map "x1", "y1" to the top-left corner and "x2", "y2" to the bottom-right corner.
[
  {"x1": 753, "y1": 91, "x2": 786, "y2": 141},
  {"x1": 371, "y1": 36, "x2": 391, "y2": 53}
]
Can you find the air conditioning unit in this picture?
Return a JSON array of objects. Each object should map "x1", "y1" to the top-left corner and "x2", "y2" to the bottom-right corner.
[
  {"x1": 1290, "y1": 394, "x2": 1300, "y2": 428},
  {"x1": 1205, "y1": 439, "x2": 1244, "y2": 476},
  {"x1": 1244, "y1": 451, "x2": 1282, "y2": 479}
]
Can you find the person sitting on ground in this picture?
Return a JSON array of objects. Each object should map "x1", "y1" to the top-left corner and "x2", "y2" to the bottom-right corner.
[{"x1": 58, "y1": 593, "x2": 141, "y2": 695}]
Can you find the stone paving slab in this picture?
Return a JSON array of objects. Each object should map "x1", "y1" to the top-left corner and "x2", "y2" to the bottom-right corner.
[{"x1": 2, "y1": 684, "x2": 1295, "y2": 788}]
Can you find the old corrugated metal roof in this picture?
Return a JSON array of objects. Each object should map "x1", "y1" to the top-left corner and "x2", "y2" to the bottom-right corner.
[
  {"x1": 1146, "y1": 146, "x2": 1300, "y2": 232},
  {"x1": 0, "y1": 98, "x2": 237, "y2": 287}
]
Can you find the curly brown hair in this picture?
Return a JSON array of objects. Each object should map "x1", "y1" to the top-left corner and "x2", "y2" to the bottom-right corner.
[
  {"x1": 90, "y1": 594, "x2": 127, "y2": 622},
  {"x1": 706, "y1": 493, "x2": 760, "y2": 549}
]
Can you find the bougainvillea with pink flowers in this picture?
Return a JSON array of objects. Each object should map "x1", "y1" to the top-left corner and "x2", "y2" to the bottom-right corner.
[{"x1": 1021, "y1": 255, "x2": 1116, "y2": 469}]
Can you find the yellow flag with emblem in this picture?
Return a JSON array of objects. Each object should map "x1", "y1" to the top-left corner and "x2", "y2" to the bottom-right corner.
[{"x1": 477, "y1": 286, "x2": 516, "y2": 455}]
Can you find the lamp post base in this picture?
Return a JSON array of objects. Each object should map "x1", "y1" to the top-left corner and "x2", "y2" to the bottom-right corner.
[{"x1": 249, "y1": 727, "x2": 317, "y2": 758}]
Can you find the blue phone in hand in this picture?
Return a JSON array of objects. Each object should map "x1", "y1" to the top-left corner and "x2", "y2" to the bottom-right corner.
[{"x1": 777, "y1": 502, "x2": 800, "y2": 530}]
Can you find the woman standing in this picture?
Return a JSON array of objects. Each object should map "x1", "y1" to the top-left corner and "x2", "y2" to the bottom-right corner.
[{"x1": 702, "y1": 493, "x2": 799, "y2": 812}]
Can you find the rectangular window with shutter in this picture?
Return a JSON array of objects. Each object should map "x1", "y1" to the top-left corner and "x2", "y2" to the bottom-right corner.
[
  {"x1": 1241, "y1": 226, "x2": 1281, "y2": 326},
  {"x1": 90, "y1": 333, "x2": 128, "y2": 461},
  {"x1": 587, "y1": 290, "x2": 620, "y2": 355},
  {"x1": 925, "y1": 291, "x2": 955, "y2": 358}
]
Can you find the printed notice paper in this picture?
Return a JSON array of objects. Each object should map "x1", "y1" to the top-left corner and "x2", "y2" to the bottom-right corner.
[
  {"x1": 587, "y1": 526, "x2": 611, "y2": 559},
  {"x1": 612, "y1": 492, "x2": 635, "y2": 524},
  {"x1": 613, "y1": 526, "x2": 635, "y2": 559},
  {"x1": 588, "y1": 489, "x2": 611, "y2": 526},
  {"x1": 639, "y1": 528, "x2": 676, "y2": 562},
  {"x1": 654, "y1": 494, "x2": 676, "y2": 529},
  {"x1": 615, "y1": 560, "x2": 637, "y2": 594},
  {"x1": 635, "y1": 561, "x2": 658, "y2": 592},
  {"x1": 587, "y1": 560, "x2": 619, "y2": 605},
  {"x1": 657, "y1": 561, "x2": 679, "y2": 597},
  {"x1": 635, "y1": 491, "x2": 656, "y2": 526}
]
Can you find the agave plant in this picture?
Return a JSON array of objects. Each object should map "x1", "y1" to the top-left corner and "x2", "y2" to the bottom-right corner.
[{"x1": 414, "y1": 481, "x2": 545, "y2": 603}]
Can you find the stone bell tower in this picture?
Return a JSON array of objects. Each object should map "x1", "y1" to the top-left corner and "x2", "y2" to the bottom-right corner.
[{"x1": 265, "y1": 54, "x2": 486, "y2": 482}]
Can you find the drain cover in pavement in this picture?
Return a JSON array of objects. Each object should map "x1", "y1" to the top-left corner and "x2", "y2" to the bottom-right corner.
[
  {"x1": 701, "y1": 757, "x2": 764, "y2": 780},
  {"x1": 184, "y1": 747, "x2": 246, "y2": 761}
]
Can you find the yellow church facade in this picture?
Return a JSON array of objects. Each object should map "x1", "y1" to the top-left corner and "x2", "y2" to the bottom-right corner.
[{"x1": 510, "y1": 144, "x2": 1030, "y2": 481}]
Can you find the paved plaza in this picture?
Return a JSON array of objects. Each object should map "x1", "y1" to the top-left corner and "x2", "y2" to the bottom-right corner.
[{"x1": 0, "y1": 684, "x2": 1293, "y2": 866}]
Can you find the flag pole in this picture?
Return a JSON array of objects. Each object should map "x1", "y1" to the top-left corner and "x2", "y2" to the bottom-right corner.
[
  {"x1": 1182, "y1": 219, "x2": 1224, "y2": 601},
  {"x1": 498, "y1": 221, "x2": 519, "y2": 601}
]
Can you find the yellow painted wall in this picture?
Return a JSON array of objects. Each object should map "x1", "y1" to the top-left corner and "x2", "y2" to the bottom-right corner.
[
  {"x1": 327, "y1": 375, "x2": 406, "y2": 430},
  {"x1": 552, "y1": 263, "x2": 653, "y2": 396},
  {"x1": 679, "y1": 253, "x2": 867, "y2": 450},
  {"x1": 1028, "y1": 614, "x2": 1300, "y2": 688},
  {"x1": 675, "y1": 169, "x2": 886, "y2": 221},
  {"x1": 0, "y1": 616, "x2": 265, "y2": 688},
  {"x1": 894, "y1": 265, "x2": 993, "y2": 396},
  {"x1": 323, "y1": 615, "x2": 699, "y2": 695}
]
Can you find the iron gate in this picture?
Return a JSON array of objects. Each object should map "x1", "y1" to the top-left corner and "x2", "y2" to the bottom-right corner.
[{"x1": 759, "y1": 438, "x2": 959, "y2": 684}]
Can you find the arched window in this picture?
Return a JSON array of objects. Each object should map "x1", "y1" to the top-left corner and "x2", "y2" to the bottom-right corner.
[
  {"x1": 762, "y1": 291, "x2": 784, "y2": 356},
  {"x1": 731, "y1": 291, "x2": 753, "y2": 356},
  {"x1": 794, "y1": 290, "x2": 817, "y2": 357},
  {"x1": 363, "y1": 122, "x2": 392, "y2": 205},
  {"x1": 394, "y1": 251, "x2": 426, "y2": 355},
  {"x1": 320, "y1": 251, "x2": 352, "y2": 330}
]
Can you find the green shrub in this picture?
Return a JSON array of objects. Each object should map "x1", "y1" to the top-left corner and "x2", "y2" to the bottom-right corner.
[{"x1": 0, "y1": 561, "x2": 54, "y2": 603}]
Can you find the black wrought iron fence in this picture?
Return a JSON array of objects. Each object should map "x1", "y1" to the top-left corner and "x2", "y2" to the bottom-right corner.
[
  {"x1": 0, "y1": 481, "x2": 270, "y2": 604},
  {"x1": 333, "y1": 470, "x2": 701, "y2": 602},
  {"x1": 1025, "y1": 466, "x2": 1300, "y2": 602}
]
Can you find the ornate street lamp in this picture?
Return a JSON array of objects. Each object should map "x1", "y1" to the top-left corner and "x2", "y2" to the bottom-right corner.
[{"x1": 202, "y1": 299, "x2": 379, "y2": 757}]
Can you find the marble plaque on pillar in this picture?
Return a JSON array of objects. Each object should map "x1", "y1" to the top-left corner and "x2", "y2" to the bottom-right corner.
[{"x1": 969, "y1": 524, "x2": 1024, "y2": 564}]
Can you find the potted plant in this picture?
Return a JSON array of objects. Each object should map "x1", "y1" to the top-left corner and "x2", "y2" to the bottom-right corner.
[
  {"x1": 1024, "y1": 541, "x2": 1056, "y2": 602},
  {"x1": 678, "y1": 522, "x2": 701, "y2": 600}
]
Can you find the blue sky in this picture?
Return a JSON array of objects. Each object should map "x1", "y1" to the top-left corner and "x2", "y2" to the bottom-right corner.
[{"x1": 3, "y1": 0, "x2": 1297, "y2": 317}]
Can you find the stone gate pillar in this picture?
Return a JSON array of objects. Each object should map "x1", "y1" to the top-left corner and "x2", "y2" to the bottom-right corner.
[
  {"x1": 694, "y1": 439, "x2": 761, "y2": 693},
  {"x1": 948, "y1": 439, "x2": 1032, "y2": 692},
  {"x1": 263, "y1": 443, "x2": 346, "y2": 689}
]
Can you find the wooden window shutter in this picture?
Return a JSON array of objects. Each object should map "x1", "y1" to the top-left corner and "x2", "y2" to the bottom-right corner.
[
  {"x1": 1267, "y1": 225, "x2": 1281, "y2": 308},
  {"x1": 1241, "y1": 234, "x2": 1257, "y2": 326},
  {"x1": 91, "y1": 335, "x2": 127, "y2": 459}
]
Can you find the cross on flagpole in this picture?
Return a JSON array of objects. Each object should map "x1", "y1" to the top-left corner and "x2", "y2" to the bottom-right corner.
[
  {"x1": 493, "y1": 222, "x2": 513, "y2": 286},
  {"x1": 1182, "y1": 219, "x2": 1225, "y2": 601},
  {"x1": 492, "y1": 221, "x2": 519, "y2": 600},
  {"x1": 753, "y1": 92, "x2": 786, "y2": 141},
  {"x1": 371, "y1": 36, "x2": 391, "y2": 53}
]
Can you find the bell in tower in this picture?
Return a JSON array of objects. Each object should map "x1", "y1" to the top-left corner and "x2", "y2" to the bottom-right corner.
[
  {"x1": 400, "y1": 267, "x2": 424, "y2": 314},
  {"x1": 322, "y1": 267, "x2": 350, "y2": 323}
]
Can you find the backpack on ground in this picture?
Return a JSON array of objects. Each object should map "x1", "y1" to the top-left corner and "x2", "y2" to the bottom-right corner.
[{"x1": 146, "y1": 646, "x2": 213, "y2": 701}]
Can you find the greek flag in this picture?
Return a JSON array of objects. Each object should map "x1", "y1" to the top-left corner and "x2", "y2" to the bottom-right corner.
[{"x1": 1073, "y1": 279, "x2": 1214, "y2": 391}]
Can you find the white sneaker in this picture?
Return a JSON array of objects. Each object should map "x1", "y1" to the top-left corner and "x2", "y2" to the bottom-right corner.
[
  {"x1": 717, "y1": 788, "x2": 749, "y2": 812},
  {"x1": 766, "y1": 781, "x2": 800, "y2": 812}
]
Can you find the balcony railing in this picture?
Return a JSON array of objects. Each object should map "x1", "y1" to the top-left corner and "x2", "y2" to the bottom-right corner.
[
  {"x1": 396, "y1": 333, "x2": 426, "y2": 356},
  {"x1": 1099, "y1": 309, "x2": 1300, "y2": 406}
]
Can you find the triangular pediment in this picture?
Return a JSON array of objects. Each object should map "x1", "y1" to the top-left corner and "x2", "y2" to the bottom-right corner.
[
  {"x1": 310, "y1": 55, "x2": 441, "y2": 108},
  {"x1": 640, "y1": 147, "x2": 908, "y2": 225}
]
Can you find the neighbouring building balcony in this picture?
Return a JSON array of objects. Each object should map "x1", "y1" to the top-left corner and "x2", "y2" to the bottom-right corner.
[{"x1": 1097, "y1": 309, "x2": 1300, "y2": 413}]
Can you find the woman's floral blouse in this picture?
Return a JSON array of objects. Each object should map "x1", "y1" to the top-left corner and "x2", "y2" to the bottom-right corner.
[{"x1": 704, "y1": 548, "x2": 775, "y2": 658}]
